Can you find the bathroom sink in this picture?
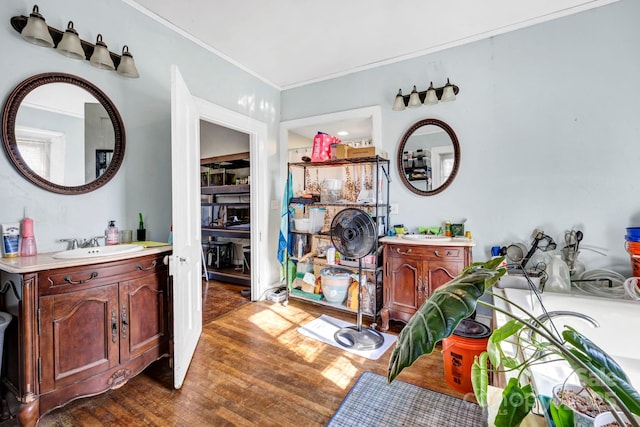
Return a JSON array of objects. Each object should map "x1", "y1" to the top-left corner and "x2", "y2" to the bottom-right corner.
[
  {"x1": 52, "y1": 244, "x2": 144, "y2": 259},
  {"x1": 401, "y1": 234, "x2": 452, "y2": 242}
]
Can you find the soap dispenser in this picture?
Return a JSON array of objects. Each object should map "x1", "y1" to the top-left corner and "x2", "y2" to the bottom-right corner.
[
  {"x1": 106, "y1": 220, "x2": 119, "y2": 245},
  {"x1": 20, "y1": 208, "x2": 37, "y2": 257}
]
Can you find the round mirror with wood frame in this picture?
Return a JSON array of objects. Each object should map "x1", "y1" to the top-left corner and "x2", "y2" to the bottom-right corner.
[
  {"x1": 397, "y1": 118, "x2": 460, "y2": 196},
  {"x1": 2, "y1": 72, "x2": 125, "y2": 194}
]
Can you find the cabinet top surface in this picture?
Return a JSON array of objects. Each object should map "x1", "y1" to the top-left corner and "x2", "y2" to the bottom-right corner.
[
  {"x1": 380, "y1": 236, "x2": 476, "y2": 247},
  {"x1": 0, "y1": 245, "x2": 172, "y2": 274}
]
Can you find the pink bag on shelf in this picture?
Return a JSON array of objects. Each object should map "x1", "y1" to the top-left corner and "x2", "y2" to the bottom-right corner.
[{"x1": 311, "y1": 132, "x2": 340, "y2": 162}]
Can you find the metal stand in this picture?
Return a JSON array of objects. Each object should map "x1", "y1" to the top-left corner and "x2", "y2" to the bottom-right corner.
[{"x1": 334, "y1": 259, "x2": 384, "y2": 350}]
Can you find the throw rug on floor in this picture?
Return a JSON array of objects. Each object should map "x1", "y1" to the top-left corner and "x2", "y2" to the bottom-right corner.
[
  {"x1": 327, "y1": 372, "x2": 484, "y2": 427},
  {"x1": 298, "y1": 315, "x2": 396, "y2": 360}
]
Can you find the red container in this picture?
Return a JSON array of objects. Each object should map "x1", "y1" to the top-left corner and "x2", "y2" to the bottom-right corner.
[
  {"x1": 626, "y1": 241, "x2": 640, "y2": 276},
  {"x1": 442, "y1": 319, "x2": 491, "y2": 394}
]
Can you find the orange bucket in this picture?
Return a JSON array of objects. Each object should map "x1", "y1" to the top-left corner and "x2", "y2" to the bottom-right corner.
[
  {"x1": 625, "y1": 241, "x2": 640, "y2": 276},
  {"x1": 442, "y1": 319, "x2": 491, "y2": 394}
]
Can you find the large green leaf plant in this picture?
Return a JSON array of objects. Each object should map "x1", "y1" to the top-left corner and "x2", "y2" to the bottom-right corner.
[{"x1": 387, "y1": 258, "x2": 640, "y2": 427}]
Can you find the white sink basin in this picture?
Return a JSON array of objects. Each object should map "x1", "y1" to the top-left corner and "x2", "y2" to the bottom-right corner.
[
  {"x1": 52, "y1": 244, "x2": 144, "y2": 259},
  {"x1": 401, "y1": 234, "x2": 452, "y2": 242}
]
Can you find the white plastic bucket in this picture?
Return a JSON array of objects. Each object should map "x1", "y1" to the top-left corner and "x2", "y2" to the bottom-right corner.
[
  {"x1": 0, "y1": 312, "x2": 12, "y2": 375},
  {"x1": 321, "y1": 267, "x2": 352, "y2": 304}
]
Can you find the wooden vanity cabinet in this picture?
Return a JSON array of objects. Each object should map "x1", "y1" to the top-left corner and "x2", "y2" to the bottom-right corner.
[
  {"x1": 1, "y1": 252, "x2": 170, "y2": 427},
  {"x1": 380, "y1": 243, "x2": 472, "y2": 332}
]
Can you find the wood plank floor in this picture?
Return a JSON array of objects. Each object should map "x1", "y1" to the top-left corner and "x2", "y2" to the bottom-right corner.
[{"x1": 23, "y1": 281, "x2": 468, "y2": 426}]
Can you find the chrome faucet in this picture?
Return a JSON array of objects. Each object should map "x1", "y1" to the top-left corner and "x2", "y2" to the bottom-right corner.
[
  {"x1": 59, "y1": 238, "x2": 80, "y2": 250},
  {"x1": 81, "y1": 236, "x2": 106, "y2": 248},
  {"x1": 527, "y1": 310, "x2": 600, "y2": 342},
  {"x1": 59, "y1": 236, "x2": 106, "y2": 250}
]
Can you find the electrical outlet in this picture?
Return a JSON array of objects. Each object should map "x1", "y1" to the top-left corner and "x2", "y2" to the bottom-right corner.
[{"x1": 390, "y1": 203, "x2": 399, "y2": 214}]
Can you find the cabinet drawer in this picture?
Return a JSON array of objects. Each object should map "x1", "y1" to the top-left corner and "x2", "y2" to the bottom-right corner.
[
  {"x1": 386, "y1": 244, "x2": 464, "y2": 260},
  {"x1": 39, "y1": 254, "x2": 167, "y2": 295}
]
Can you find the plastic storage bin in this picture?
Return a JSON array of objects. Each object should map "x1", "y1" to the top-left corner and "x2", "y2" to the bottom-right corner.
[{"x1": 309, "y1": 207, "x2": 326, "y2": 233}]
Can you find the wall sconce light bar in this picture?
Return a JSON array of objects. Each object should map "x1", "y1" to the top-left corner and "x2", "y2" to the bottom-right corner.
[
  {"x1": 10, "y1": 8, "x2": 139, "y2": 78},
  {"x1": 392, "y1": 78, "x2": 459, "y2": 111}
]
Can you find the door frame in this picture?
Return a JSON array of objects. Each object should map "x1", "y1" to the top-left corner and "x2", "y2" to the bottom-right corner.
[{"x1": 195, "y1": 97, "x2": 268, "y2": 300}]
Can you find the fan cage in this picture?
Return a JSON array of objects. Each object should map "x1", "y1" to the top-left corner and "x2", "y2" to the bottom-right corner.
[{"x1": 330, "y1": 208, "x2": 377, "y2": 260}]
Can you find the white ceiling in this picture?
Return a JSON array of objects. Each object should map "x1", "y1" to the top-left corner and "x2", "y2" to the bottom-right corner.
[{"x1": 126, "y1": 0, "x2": 616, "y2": 90}]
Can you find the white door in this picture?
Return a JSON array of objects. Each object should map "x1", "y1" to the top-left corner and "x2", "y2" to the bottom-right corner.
[{"x1": 170, "y1": 65, "x2": 202, "y2": 389}]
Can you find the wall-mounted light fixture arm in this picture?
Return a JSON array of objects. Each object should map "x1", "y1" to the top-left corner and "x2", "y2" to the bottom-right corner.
[
  {"x1": 11, "y1": 15, "x2": 124, "y2": 68},
  {"x1": 392, "y1": 78, "x2": 459, "y2": 111}
]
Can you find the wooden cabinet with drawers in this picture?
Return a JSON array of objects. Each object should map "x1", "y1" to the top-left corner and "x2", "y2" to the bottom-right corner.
[
  {"x1": 0, "y1": 250, "x2": 171, "y2": 427},
  {"x1": 380, "y1": 239, "x2": 473, "y2": 332}
]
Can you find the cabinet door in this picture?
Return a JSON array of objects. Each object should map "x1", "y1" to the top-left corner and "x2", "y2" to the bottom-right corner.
[
  {"x1": 119, "y1": 271, "x2": 169, "y2": 362},
  {"x1": 39, "y1": 284, "x2": 119, "y2": 393},
  {"x1": 425, "y1": 260, "x2": 464, "y2": 296},
  {"x1": 386, "y1": 255, "x2": 423, "y2": 323}
]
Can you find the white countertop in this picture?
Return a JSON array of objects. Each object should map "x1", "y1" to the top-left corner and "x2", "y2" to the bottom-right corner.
[
  {"x1": 0, "y1": 244, "x2": 172, "y2": 274},
  {"x1": 379, "y1": 235, "x2": 476, "y2": 247}
]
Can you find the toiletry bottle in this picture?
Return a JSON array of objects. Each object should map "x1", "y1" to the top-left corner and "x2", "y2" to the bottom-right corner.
[
  {"x1": 20, "y1": 209, "x2": 37, "y2": 257},
  {"x1": 106, "y1": 220, "x2": 119, "y2": 245},
  {"x1": 297, "y1": 236, "x2": 304, "y2": 258},
  {"x1": 545, "y1": 254, "x2": 571, "y2": 293},
  {"x1": 2, "y1": 223, "x2": 20, "y2": 258},
  {"x1": 327, "y1": 246, "x2": 336, "y2": 265},
  {"x1": 444, "y1": 221, "x2": 452, "y2": 237}
]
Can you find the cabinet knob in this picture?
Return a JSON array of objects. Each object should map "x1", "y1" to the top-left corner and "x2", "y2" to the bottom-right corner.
[{"x1": 396, "y1": 247, "x2": 412, "y2": 255}]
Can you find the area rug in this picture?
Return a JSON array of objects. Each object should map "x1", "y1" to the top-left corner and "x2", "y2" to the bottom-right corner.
[
  {"x1": 297, "y1": 315, "x2": 396, "y2": 360},
  {"x1": 327, "y1": 372, "x2": 484, "y2": 427}
]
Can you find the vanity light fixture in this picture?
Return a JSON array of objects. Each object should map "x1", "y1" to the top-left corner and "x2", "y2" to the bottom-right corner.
[
  {"x1": 391, "y1": 78, "x2": 459, "y2": 110},
  {"x1": 440, "y1": 79, "x2": 457, "y2": 102},
  {"x1": 407, "y1": 85, "x2": 422, "y2": 108},
  {"x1": 20, "y1": 5, "x2": 54, "y2": 47},
  {"x1": 424, "y1": 82, "x2": 439, "y2": 105},
  {"x1": 56, "y1": 21, "x2": 84, "y2": 60},
  {"x1": 89, "y1": 34, "x2": 115, "y2": 70},
  {"x1": 116, "y1": 46, "x2": 139, "y2": 78},
  {"x1": 392, "y1": 89, "x2": 406, "y2": 111},
  {"x1": 10, "y1": 5, "x2": 140, "y2": 78}
]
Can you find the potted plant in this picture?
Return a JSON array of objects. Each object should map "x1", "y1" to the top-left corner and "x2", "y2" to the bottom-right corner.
[
  {"x1": 137, "y1": 212, "x2": 146, "y2": 241},
  {"x1": 387, "y1": 258, "x2": 640, "y2": 427}
]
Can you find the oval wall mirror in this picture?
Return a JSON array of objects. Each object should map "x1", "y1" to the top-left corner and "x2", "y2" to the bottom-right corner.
[
  {"x1": 2, "y1": 72, "x2": 125, "y2": 194},
  {"x1": 397, "y1": 118, "x2": 460, "y2": 196}
]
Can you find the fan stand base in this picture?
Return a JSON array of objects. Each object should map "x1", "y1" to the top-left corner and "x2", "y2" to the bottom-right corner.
[{"x1": 334, "y1": 326, "x2": 385, "y2": 351}]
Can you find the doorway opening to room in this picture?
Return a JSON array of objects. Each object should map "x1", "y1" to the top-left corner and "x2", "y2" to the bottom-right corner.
[{"x1": 200, "y1": 121, "x2": 252, "y2": 289}]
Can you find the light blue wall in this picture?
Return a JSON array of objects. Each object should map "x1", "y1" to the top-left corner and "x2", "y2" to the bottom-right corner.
[
  {"x1": 282, "y1": 0, "x2": 640, "y2": 275},
  {"x1": 3, "y1": 0, "x2": 639, "y2": 280},
  {"x1": 0, "y1": 0, "x2": 280, "y2": 252}
]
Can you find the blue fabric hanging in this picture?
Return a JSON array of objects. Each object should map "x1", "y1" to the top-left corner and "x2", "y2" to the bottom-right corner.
[{"x1": 277, "y1": 171, "x2": 293, "y2": 281}]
